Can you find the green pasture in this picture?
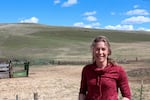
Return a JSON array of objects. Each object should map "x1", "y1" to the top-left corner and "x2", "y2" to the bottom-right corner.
[{"x1": 0, "y1": 23, "x2": 150, "y2": 64}]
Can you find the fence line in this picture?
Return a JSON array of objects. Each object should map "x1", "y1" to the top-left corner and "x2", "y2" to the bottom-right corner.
[
  {"x1": 34, "y1": 57, "x2": 148, "y2": 65},
  {"x1": 7, "y1": 57, "x2": 150, "y2": 65},
  {"x1": 14, "y1": 81, "x2": 145, "y2": 100}
]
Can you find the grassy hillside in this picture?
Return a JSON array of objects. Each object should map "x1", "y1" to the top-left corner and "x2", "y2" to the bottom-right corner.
[{"x1": 0, "y1": 23, "x2": 150, "y2": 63}]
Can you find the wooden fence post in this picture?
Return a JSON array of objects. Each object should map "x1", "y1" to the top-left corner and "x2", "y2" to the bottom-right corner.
[
  {"x1": 9, "y1": 60, "x2": 12, "y2": 78},
  {"x1": 24, "y1": 62, "x2": 29, "y2": 77},
  {"x1": 34, "y1": 92, "x2": 38, "y2": 100},
  {"x1": 140, "y1": 80, "x2": 143, "y2": 100},
  {"x1": 16, "y1": 95, "x2": 18, "y2": 100}
]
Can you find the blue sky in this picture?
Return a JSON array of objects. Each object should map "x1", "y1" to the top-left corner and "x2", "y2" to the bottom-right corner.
[{"x1": 1, "y1": 0, "x2": 150, "y2": 31}]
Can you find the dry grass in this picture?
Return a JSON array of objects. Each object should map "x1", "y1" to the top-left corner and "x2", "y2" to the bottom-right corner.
[
  {"x1": 0, "y1": 65, "x2": 82, "y2": 100},
  {"x1": 0, "y1": 63, "x2": 149, "y2": 100},
  {"x1": 111, "y1": 42, "x2": 150, "y2": 60}
]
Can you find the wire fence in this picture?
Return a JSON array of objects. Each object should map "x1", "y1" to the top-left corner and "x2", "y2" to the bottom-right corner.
[{"x1": 12, "y1": 80, "x2": 147, "y2": 100}]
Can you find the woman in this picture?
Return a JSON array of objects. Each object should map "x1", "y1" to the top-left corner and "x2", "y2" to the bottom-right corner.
[{"x1": 79, "y1": 36, "x2": 131, "y2": 100}]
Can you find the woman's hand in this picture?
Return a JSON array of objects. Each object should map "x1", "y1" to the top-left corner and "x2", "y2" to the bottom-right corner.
[
  {"x1": 78, "y1": 93, "x2": 86, "y2": 100},
  {"x1": 122, "y1": 97, "x2": 130, "y2": 100}
]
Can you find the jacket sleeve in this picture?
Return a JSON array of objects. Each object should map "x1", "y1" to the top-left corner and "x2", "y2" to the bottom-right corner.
[
  {"x1": 79, "y1": 66, "x2": 87, "y2": 95},
  {"x1": 118, "y1": 67, "x2": 131, "y2": 100}
]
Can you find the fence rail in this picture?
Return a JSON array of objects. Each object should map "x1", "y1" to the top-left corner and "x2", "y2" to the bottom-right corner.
[
  {"x1": 15, "y1": 93, "x2": 38, "y2": 100},
  {"x1": 0, "y1": 60, "x2": 30, "y2": 79}
]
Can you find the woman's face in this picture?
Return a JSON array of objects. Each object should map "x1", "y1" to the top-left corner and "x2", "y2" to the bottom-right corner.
[{"x1": 93, "y1": 41, "x2": 109, "y2": 64}]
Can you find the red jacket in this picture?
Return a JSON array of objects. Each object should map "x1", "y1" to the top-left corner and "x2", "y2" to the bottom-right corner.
[{"x1": 79, "y1": 63, "x2": 131, "y2": 100}]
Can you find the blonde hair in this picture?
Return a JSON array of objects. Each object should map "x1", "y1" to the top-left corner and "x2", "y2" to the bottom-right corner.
[{"x1": 91, "y1": 35, "x2": 116, "y2": 65}]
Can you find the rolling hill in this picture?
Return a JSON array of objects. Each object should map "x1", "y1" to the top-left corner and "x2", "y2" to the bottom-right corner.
[{"x1": 0, "y1": 23, "x2": 150, "y2": 63}]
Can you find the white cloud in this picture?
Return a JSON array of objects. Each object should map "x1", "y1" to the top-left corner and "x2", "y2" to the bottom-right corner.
[
  {"x1": 105, "y1": 24, "x2": 134, "y2": 30},
  {"x1": 122, "y1": 16, "x2": 150, "y2": 24},
  {"x1": 73, "y1": 11, "x2": 100, "y2": 28},
  {"x1": 126, "y1": 9, "x2": 149, "y2": 15},
  {"x1": 83, "y1": 25, "x2": 92, "y2": 28},
  {"x1": 86, "y1": 16, "x2": 97, "y2": 21},
  {"x1": 62, "y1": 0, "x2": 77, "y2": 7},
  {"x1": 83, "y1": 11, "x2": 97, "y2": 22},
  {"x1": 73, "y1": 22, "x2": 100, "y2": 29},
  {"x1": 91, "y1": 22, "x2": 100, "y2": 26},
  {"x1": 137, "y1": 27, "x2": 150, "y2": 31},
  {"x1": 54, "y1": 0, "x2": 60, "y2": 4},
  {"x1": 73, "y1": 22, "x2": 84, "y2": 27},
  {"x1": 133, "y1": 5, "x2": 139, "y2": 9},
  {"x1": 110, "y1": 12, "x2": 115, "y2": 15},
  {"x1": 73, "y1": 22, "x2": 92, "y2": 28},
  {"x1": 83, "y1": 11, "x2": 96, "y2": 16},
  {"x1": 20, "y1": 17, "x2": 39, "y2": 23}
]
